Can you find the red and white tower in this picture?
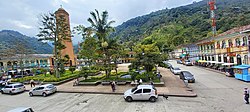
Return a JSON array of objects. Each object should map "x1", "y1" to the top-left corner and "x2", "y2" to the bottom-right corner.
[{"x1": 209, "y1": 0, "x2": 216, "y2": 37}]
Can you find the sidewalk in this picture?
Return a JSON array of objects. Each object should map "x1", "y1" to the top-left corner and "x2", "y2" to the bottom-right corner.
[{"x1": 24, "y1": 67, "x2": 197, "y2": 97}]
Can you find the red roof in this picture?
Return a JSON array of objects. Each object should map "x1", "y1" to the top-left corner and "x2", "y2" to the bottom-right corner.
[{"x1": 217, "y1": 24, "x2": 250, "y2": 37}]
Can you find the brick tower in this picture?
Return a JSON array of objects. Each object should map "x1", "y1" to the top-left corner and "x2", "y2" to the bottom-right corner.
[{"x1": 55, "y1": 8, "x2": 76, "y2": 66}]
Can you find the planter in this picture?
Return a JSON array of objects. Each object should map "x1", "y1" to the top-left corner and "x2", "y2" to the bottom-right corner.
[
  {"x1": 78, "y1": 81, "x2": 101, "y2": 86},
  {"x1": 101, "y1": 81, "x2": 111, "y2": 85},
  {"x1": 116, "y1": 81, "x2": 127, "y2": 85}
]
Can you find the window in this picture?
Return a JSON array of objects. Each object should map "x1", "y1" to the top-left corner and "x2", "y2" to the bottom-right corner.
[
  {"x1": 218, "y1": 55, "x2": 222, "y2": 62},
  {"x1": 228, "y1": 39, "x2": 233, "y2": 47},
  {"x1": 5, "y1": 86, "x2": 12, "y2": 88},
  {"x1": 14, "y1": 85, "x2": 24, "y2": 88},
  {"x1": 222, "y1": 40, "x2": 226, "y2": 48},
  {"x1": 134, "y1": 89, "x2": 142, "y2": 94},
  {"x1": 143, "y1": 89, "x2": 151, "y2": 93},
  {"x1": 131, "y1": 87, "x2": 138, "y2": 92},
  {"x1": 235, "y1": 38, "x2": 241, "y2": 46},
  {"x1": 217, "y1": 41, "x2": 220, "y2": 48},
  {"x1": 243, "y1": 37, "x2": 247, "y2": 46}
]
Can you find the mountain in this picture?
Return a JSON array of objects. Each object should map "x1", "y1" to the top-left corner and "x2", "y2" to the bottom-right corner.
[
  {"x1": 111, "y1": 0, "x2": 250, "y2": 50},
  {"x1": 0, "y1": 30, "x2": 53, "y2": 54}
]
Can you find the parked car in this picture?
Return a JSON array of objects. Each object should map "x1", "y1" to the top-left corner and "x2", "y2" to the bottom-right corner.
[
  {"x1": 1, "y1": 83, "x2": 25, "y2": 94},
  {"x1": 172, "y1": 67, "x2": 182, "y2": 75},
  {"x1": 7, "y1": 107, "x2": 34, "y2": 112},
  {"x1": 184, "y1": 60, "x2": 193, "y2": 66},
  {"x1": 29, "y1": 84, "x2": 57, "y2": 97},
  {"x1": 179, "y1": 71, "x2": 195, "y2": 83},
  {"x1": 124, "y1": 85, "x2": 158, "y2": 102},
  {"x1": 0, "y1": 78, "x2": 8, "y2": 86},
  {"x1": 177, "y1": 60, "x2": 182, "y2": 64},
  {"x1": 120, "y1": 74, "x2": 131, "y2": 79},
  {"x1": 166, "y1": 63, "x2": 172, "y2": 69},
  {"x1": 169, "y1": 65, "x2": 175, "y2": 72}
]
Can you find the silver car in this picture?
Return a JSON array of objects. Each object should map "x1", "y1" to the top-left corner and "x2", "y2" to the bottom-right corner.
[
  {"x1": 29, "y1": 84, "x2": 57, "y2": 97},
  {"x1": 124, "y1": 85, "x2": 158, "y2": 102},
  {"x1": 7, "y1": 107, "x2": 34, "y2": 112},
  {"x1": 1, "y1": 83, "x2": 26, "y2": 94}
]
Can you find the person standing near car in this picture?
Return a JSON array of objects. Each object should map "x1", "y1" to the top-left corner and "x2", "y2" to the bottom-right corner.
[
  {"x1": 30, "y1": 79, "x2": 35, "y2": 87},
  {"x1": 244, "y1": 87, "x2": 249, "y2": 104}
]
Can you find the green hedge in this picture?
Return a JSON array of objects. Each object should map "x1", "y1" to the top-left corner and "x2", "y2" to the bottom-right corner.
[{"x1": 11, "y1": 72, "x2": 79, "y2": 82}]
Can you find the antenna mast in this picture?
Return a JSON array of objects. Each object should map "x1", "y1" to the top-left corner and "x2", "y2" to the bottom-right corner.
[{"x1": 209, "y1": 0, "x2": 216, "y2": 37}]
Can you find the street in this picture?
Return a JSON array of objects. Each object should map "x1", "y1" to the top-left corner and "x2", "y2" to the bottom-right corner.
[{"x1": 1, "y1": 62, "x2": 250, "y2": 112}]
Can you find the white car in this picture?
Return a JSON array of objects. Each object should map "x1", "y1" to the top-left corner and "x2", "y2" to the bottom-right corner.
[
  {"x1": 1, "y1": 83, "x2": 25, "y2": 94},
  {"x1": 29, "y1": 84, "x2": 57, "y2": 97},
  {"x1": 124, "y1": 85, "x2": 158, "y2": 102},
  {"x1": 7, "y1": 107, "x2": 34, "y2": 112},
  {"x1": 172, "y1": 67, "x2": 182, "y2": 75}
]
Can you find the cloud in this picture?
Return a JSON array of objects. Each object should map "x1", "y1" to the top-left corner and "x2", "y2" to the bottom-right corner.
[
  {"x1": 0, "y1": 0, "x2": 202, "y2": 44},
  {"x1": 12, "y1": 20, "x2": 33, "y2": 29}
]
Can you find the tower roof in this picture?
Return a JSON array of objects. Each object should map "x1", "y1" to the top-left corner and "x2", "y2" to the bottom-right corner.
[{"x1": 55, "y1": 7, "x2": 69, "y2": 16}]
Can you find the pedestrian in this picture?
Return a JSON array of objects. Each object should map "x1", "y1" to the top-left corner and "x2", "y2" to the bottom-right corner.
[
  {"x1": 30, "y1": 79, "x2": 35, "y2": 87},
  {"x1": 111, "y1": 81, "x2": 116, "y2": 92},
  {"x1": 244, "y1": 87, "x2": 249, "y2": 104},
  {"x1": 139, "y1": 79, "x2": 142, "y2": 85}
]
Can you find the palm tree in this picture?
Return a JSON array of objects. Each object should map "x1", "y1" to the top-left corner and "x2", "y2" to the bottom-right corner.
[
  {"x1": 87, "y1": 9, "x2": 115, "y2": 78},
  {"x1": 87, "y1": 9, "x2": 115, "y2": 42}
]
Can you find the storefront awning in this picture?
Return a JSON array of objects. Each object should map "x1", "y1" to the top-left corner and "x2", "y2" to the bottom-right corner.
[{"x1": 179, "y1": 54, "x2": 186, "y2": 58}]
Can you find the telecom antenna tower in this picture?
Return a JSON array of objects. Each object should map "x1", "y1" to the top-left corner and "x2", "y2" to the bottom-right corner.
[{"x1": 209, "y1": 0, "x2": 216, "y2": 37}]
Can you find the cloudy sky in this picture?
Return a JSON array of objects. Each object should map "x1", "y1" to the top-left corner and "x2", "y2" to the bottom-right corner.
[{"x1": 0, "y1": 0, "x2": 202, "y2": 44}]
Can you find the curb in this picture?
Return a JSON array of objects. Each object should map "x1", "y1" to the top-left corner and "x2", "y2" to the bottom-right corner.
[{"x1": 55, "y1": 90, "x2": 197, "y2": 97}]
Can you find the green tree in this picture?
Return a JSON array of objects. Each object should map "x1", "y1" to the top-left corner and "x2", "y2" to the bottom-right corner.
[
  {"x1": 40, "y1": 68, "x2": 47, "y2": 77},
  {"x1": 133, "y1": 44, "x2": 162, "y2": 72},
  {"x1": 37, "y1": 12, "x2": 71, "y2": 78},
  {"x1": 87, "y1": 9, "x2": 115, "y2": 78},
  {"x1": 69, "y1": 67, "x2": 76, "y2": 74}
]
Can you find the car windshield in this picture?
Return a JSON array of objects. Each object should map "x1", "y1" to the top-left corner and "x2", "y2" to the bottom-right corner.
[
  {"x1": 174, "y1": 68, "x2": 181, "y2": 70},
  {"x1": 183, "y1": 72, "x2": 193, "y2": 77},
  {"x1": 131, "y1": 87, "x2": 137, "y2": 92},
  {"x1": 47, "y1": 85, "x2": 54, "y2": 88}
]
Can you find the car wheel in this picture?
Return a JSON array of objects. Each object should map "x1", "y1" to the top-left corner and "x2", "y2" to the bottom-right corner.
[
  {"x1": 9, "y1": 91, "x2": 12, "y2": 95},
  {"x1": 125, "y1": 96, "x2": 133, "y2": 102},
  {"x1": 29, "y1": 92, "x2": 33, "y2": 97},
  {"x1": 149, "y1": 97, "x2": 156, "y2": 102},
  {"x1": 42, "y1": 92, "x2": 47, "y2": 97},
  {"x1": 1, "y1": 90, "x2": 3, "y2": 94}
]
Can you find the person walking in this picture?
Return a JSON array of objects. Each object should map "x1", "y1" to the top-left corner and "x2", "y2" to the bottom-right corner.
[
  {"x1": 111, "y1": 81, "x2": 116, "y2": 92},
  {"x1": 139, "y1": 79, "x2": 142, "y2": 85},
  {"x1": 244, "y1": 87, "x2": 249, "y2": 104},
  {"x1": 30, "y1": 79, "x2": 35, "y2": 87}
]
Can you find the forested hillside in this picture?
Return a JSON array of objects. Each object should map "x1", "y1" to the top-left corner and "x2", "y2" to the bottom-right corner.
[
  {"x1": 0, "y1": 30, "x2": 53, "y2": 54},
  {"x1": 111, "y1": 0, "x2": 250, "y2": 51}
]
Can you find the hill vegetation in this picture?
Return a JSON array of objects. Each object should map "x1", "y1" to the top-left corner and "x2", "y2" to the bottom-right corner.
[
  {"x1": 111, "y1": 0, "x2": 250, "y2": 51},
  {"x1": 0, "y1": 30, "x2": 53, "y2": 54}
]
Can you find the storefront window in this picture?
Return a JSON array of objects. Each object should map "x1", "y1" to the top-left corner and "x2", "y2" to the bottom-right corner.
[
  {"x1": 218, "y1": 55, "x2": 221, "y2": 62},
  {"x1": 230, "y1": 57, "x2": 234, "y2": 63},
  {"x1": 244, "y1": 55, "x2": 248, "y2": 64}
]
